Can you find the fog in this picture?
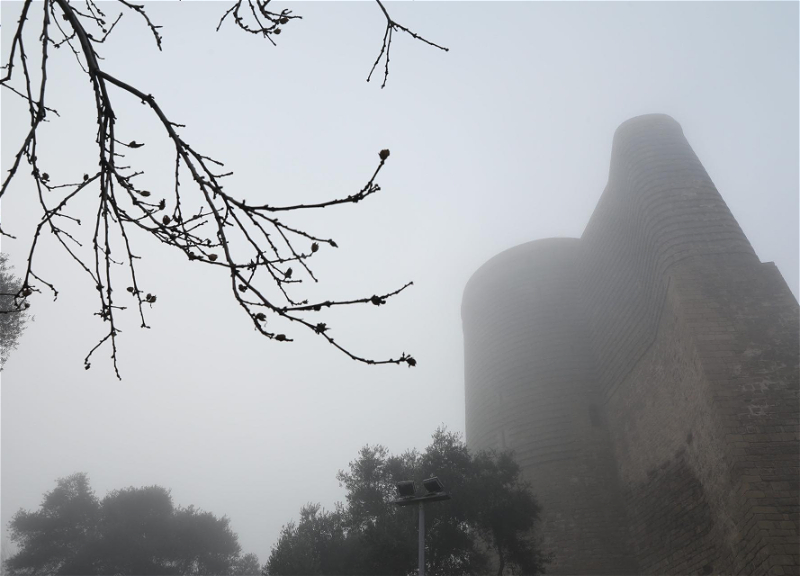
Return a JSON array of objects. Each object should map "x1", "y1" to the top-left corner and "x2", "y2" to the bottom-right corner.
[{"x1": 1, "y1": 1, "x2": 797, "y2": 564}]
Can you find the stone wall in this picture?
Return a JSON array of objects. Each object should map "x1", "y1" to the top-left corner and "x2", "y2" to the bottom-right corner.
[{"x1": 462, "y1": 115, "x2": 799, "y2": 575}]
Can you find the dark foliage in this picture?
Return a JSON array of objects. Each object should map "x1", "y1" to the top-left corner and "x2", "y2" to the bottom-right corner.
[
  {"x1": 266, "y1": 429, "x2": 549, "y2": 576},
  {"x1": 0, "y1": 253, "x2": 30, "y2": 368},
  {"x1": 0, "y1": 0, "x2": 446, "y2": 377},
  {"x1": 5, "y1": 473, "x2": 256, "y2": 575},
  {"x1": 231, "y1": 553, "x2": 262, "y2": 576}
]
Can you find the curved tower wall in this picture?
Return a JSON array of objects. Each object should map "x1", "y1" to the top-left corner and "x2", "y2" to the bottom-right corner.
[
  {"x1": 581, "y1": 114, "x2": 759, "y2": 401},
  {"x1": 463, "y1": 239, "x2": 637, "y2": 574},
  {"x1": 586, "y1": 115, "x2": 799, "y2": 575},
  {"x1": 463, "y1": 115, "x2": 799, "y2": 575}
]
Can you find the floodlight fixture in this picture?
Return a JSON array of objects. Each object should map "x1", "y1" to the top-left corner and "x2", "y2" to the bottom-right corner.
[
  {"x1": 395, "y1": 480, "x2": 416, "y2": 498},
  {"x1": 423, "y1": 476, "x2": 445, "y2": 494}
]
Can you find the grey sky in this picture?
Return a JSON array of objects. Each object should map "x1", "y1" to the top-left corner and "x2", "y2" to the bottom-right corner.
[{"x1": 2, "y1": 1, "x2": 797, "y2": 564}]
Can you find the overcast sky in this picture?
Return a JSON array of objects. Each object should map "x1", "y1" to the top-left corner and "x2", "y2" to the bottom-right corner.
[{"x1": 2, "y1": 0, "x2": 797, "y2": 564}]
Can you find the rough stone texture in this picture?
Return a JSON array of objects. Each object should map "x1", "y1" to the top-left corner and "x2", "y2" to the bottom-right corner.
[{"x1": 462, "y1": 115, "x2": 799, "y2": 575}]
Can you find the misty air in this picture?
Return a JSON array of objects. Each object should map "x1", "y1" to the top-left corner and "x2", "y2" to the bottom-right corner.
[{"x1": 1, "y1": 2, "x2": 798, "y2": 575}]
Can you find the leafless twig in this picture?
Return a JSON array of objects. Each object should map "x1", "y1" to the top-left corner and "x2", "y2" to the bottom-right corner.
[{"x1": 367, "y1": 0, "x2": 449, "y2": 88}]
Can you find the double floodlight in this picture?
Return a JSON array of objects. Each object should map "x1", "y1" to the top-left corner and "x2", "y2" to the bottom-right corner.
[
  {"x1": 393, "y1": 476, "x2": 451, "y2": 506},
  {"x1": 393, "y1": 476, "x2": 451, "y2": 576}
]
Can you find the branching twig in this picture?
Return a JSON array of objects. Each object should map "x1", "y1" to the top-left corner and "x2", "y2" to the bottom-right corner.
[
  {"x1": 217, "y1": 0, "x2": 299, "y2": 47},
  {"x1": 368, "y1": 0, "x2": 449, "y2": 88}
]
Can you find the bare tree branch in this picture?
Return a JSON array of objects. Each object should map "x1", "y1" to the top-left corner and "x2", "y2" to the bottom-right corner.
[{"x1": 0, "y1": 0, "x2": 442, "y2": 377}]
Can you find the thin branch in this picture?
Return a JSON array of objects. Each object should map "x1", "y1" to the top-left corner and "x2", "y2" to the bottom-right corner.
[{"x1": 368, "y1": 0, "x2": 449, "y2": 88}]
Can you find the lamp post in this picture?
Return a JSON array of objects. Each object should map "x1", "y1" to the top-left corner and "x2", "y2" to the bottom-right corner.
[{"x1": 393, "y1": 477, "x2": 451, "y2": 576}]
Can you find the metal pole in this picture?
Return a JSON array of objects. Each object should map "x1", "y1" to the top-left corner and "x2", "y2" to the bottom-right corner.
[{"x1": 418, "y1": 502, "x2": 425, "y2": 576}]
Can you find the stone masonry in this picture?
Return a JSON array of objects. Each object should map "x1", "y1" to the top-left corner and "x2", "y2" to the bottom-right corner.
[{"x1": 462, "y1": 114, "x2": 799, "y2": 575}]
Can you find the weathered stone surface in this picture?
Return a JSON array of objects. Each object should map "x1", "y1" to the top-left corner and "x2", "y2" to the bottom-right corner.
[{"x1": 462, "y1": 114, "x2": 799, "y2": 575}]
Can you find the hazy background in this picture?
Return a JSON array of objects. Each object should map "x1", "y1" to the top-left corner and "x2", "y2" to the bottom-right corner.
[{"x1": 2, "y1": 1, "x2": 797, "y2": 564}]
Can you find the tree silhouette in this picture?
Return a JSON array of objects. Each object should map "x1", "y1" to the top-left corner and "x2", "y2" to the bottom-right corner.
[
  {"x1": 266, "y1": 429, "x2": 549, "y2": 575},
  {"x1": 5, "y1": 473, "x2": 254, "y2": 575},
  {"x1": 0, "y1": 0, "x2": 446, "y2": 377}
]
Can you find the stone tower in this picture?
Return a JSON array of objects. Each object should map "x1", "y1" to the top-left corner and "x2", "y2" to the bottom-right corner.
[{"x1": 462, "y1": 115, "x2": 799, "y2": 575}]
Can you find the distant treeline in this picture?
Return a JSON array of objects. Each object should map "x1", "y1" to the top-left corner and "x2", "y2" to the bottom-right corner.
[{"x1": 4, "y1": 473, "x2": 261, "y2": 575}]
